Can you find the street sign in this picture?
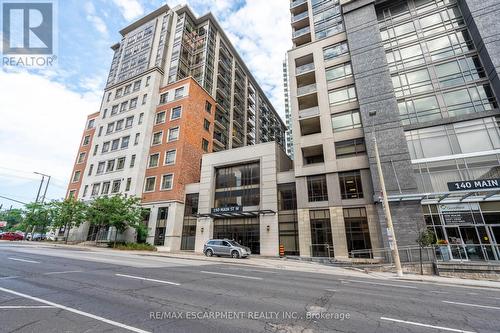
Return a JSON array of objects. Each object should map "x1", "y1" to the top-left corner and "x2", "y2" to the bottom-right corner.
[
  {"x1": 447, "y1": 178, "x2": 500, "y2": 191},
  {"x1": 211, "y1": 206, "x2": 242, "y2": 214}
]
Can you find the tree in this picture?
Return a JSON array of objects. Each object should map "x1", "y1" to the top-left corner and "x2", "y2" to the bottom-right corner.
[
  {"x1": 86, "y1": 195, "x2": 143, "y2": 245},
  {"x1": 51, "y1": 198, "x2": 87, "y2": 243},
  {"x1": 416, "y1": 229, "x2": 436, "y2": 275},
  {"x1": 0, "y1": 208, "x2": 23, "y2": 230},
  {"x1": 23, "y1": 202, "x2": 54, "y2": 238}
]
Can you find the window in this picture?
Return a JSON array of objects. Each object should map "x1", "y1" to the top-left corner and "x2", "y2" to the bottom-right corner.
[
  {"x1": 111, "y1": 105, "x2": 119, "y2": 115},
  {"x1": 102, "y1": 142, "x2": 110, "y2": 153},
  {"x1": 106, "y1": 159, "x2": 115, "y2": 172},
  {"x1": 149, "y1": 153, "x2": 160, "y2": 168},
  {"x1": 328, "y1": 85, "x2": 357, "y2": 105},
  {"x1": 82, "y1": 185, "x2": 88, "y2": 197},
  {"x1": 98, "y1": 126, "x2": 103, "y2": 137},
  {"x1": 205, "y1": 101, "x2": 212, "y2": 113},
  {"x1": 101, "y1": 182, "x2": 110, "y2": 195},
  {"x1": 125, "y1": 178, "x2": 132, "y2": 191},
  {"x1": 160, "y1": 174, "x2": 173, "y2": 190},
  {"x1": 124, "y1": 84, "x2": 131, "y2": 95},
  {"x1": 87, "y1": 119, "x2": 95, "y2": 129},
  {"x1": 339, "y1": 170, "x2": 363, "y2": 199},
  {"x1": 82, "y1": 135, "x2": 90, "y2": 146},
  {"x1": 97, "y1": 162, "x2": 105, "y2": 174},
  {"x1": 115, "y1": 88, "x2": 123, "y2": 99},
  {"x1": 72, "y1": 171, "x2": 81, "y2": 183},
  {"x1": 307, "y1": 175, "x2": 328, "y2": 202},
  {"x1": 202, "y1": 138, "x2": 209, "y2": 152},
  {"x1": 344, "y1": 207, "x2": 372, "y2": 255},
  {"x1": 134, "y1": 133, "x2": 140, "y2": 145},
  {"x1": 171, "y1": 106, "x2": 182, "y2": 120},
  {"x1": 145, "y1": 76, "x2": 150, "y2": 87},
  {"x1": 165, "y1": 150, "x2": 176, "y2": 165},
  {"x1": 138, "y1": 113, "x2": 144, "y2": 124},
  {"x1": 133, "y1": 80, "x2": 141, "y2": 91},
  {"x1": 121, "y1": 136, "x2": 130, "y2": 149},
  {"x1": 106, "y1": 123, "x2": 114, "y2": 134},
  {"x1": 335, "y1": 138, "x2": 366, "y2": 158},
  {"x1": 398, "y1": 95, "x2": 441, "y2": 125},
  {"x1": 77, "y1": 152, "x2": 85, "y2": 164},
  {"x1": 125, "y1": 116, "x2": 134, "y2": 128},
  {"x1": 88, "y1": 164, "x2": 93, "y2": 176},
  {"x1": 159, "y1": 92, "x2": 168, "y2": 104},
  {"x1": 144, "y1": 177, "x2": 156, "y2": 192},
  {"x1": 203, "y1": 119, "x2": 210, "y2": 131},
  {"x1": 130, "y1": 154, "x2": 136, "y2": 168},
  {"x1": 142, "y1": 94, "x2": 147, "y2": 105},
  {"x1": 120, "y1": 101, "x2": 128, "y2": 112},
  {"x1": 91, "y1": 183, "x2": 100, "y2": 196},
  {"x1": 168, "y1": 127, "x2": 179, "y2": 141},
  {"x1": 323, "y1": 41, "x2": 348, "y2": 61},
  {"x1": 152, "y1": 131, "x2": 163, "y2": 145},
  {"x1": 331, "y1": 110, "x2": 362, "y2": 132},
  {"x1": 326, "y1": 62, "x2": 352, "y2": 82},
  {"x1": 155, "y1": 111, "x2": 166, "y2": 124},
  {"x1": 129, "y1": 97, "x2": 138, "y2": 109},
  {"x1": 111, "y1": 180, "x2": 121, "y2": 193},
  {"x1": 174, "y1": 87, "x2": 184, "y2": 99},
  {"x1": 116, "y1": 157, "x2": 125, "y2": 170},
  {"x1": 115, "y1": 119, "x2": 124, "y2": 131},
  {"x1": 214, "y1": 162, "x2": 260, "y2": 207},
  {"x1": 391, "y1": 68, "x2": 433, "y2": 98},
  {"x1": 102, "y1": 109, "x2": 108, "y2": 119},
  {"x1": 111, "y1": 139, "x2": 119, "y2": 151},
  {"x1": 107, "y1": 92, "x2": 111, "y2": 102},
  {"x1": 93, "y1": 144, "x2": 99, "y2": 156}
]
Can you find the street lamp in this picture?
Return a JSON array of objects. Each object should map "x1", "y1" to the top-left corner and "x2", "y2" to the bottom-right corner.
[
  {"x1": 34, "y1": 172, "x2": 51, "y2": 203},
  {"x1": 368, "y1": 110, "x2": 403, "y2": 277}
]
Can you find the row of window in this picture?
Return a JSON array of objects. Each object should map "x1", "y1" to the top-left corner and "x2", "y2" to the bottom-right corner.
[
  {"x1": 155, "y1": 106, "x2": 182, "y2": 124},
  {"x1": 144, "y1": 174, "x2": 174, "y2": 192},
  {"x1": 101, "y1": 115, "x2": 135, "y2": 136},
  {"x1": 151, "y1": 127, "x2": 179, "y2": 146},
  {"x1": 148, "y1": 150, "x2": 176, "y2": 168},
  {"x1": 102, "y1": 135, "x2": 131, "y2": 153},
  {"x1": 307, "y1": 170, "x2": 364, "y2": 202},
  {"x1": 83, "y1": 178, "x2": 130, "y2": 198},
  {"x1": 159, "y1": 86, "x2": 186, "y2": 104},
  {"x1": 106, "y1": 76, "x2": 150, "y2": 103}
]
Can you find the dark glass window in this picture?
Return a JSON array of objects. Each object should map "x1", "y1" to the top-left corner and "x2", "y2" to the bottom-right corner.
[
  {"x1": 278, "y1": 183, "x2": 299, "y2": 256},
  {"x1": 310, "y1": 209, "x2": 333, "y2": 257},
  {"x1": 307, "y1": 175, "x2": 328, "y2": 202},
  {"x1": 214, "y1": 162, "x2": 260, "y2": 208},
  {"x1": 339, "y1": 170, "x2": 363, "y2": 199},
  {"x1": 335, "y1": 138, "x2": 366, "y2": 158},
  {"x1": 181, "y1": 194, "x2": 199, "y2": 251},
  {"x1": 344, "y1": 207, "x2": 372, "y2": 257}
]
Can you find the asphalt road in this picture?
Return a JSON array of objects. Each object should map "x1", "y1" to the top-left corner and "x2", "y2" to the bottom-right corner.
[{"x1": 0, "y1": 242, "x2": 499, "y2": 333}]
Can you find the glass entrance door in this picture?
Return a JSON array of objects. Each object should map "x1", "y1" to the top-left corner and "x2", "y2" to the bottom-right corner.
[{"x1": 213, "y1": 217, "x2": 260, "y2": 254}]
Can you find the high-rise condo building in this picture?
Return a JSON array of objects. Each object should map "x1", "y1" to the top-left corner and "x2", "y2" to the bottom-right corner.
[{"x1": 283, "y1": 56, "x2": 294, "y2": 159}]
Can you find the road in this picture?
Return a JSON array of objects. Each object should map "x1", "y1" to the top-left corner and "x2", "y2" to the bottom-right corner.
[{"x1": 0, "y1": 242, "x2": 499, "y2": 333}]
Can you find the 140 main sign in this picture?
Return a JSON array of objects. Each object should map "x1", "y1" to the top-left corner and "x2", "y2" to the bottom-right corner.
[{"x1": 447, "y1": 178, "x2": 500, "y2": 191}]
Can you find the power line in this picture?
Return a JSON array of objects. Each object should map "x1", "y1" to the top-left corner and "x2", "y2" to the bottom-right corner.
[{"x1": 0, "y1": 195, "x2": 27, "y2": 205}]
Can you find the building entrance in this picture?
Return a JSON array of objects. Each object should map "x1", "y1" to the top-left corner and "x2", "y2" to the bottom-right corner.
[{"x1": 213, "y1": 217, "x2": 260, "y2": 254}]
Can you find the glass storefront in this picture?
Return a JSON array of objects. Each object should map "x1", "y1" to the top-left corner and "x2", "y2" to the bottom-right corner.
[
  {"x1": 278, "y1": 183, "x2": 299, "y2": 256},
  {"x1": 154, "y1": 207, "x2": 168, "y2": 246},
  {"x1": 310, "y1": 209, "x2": 333, "y2": 257},
  {"x1": 424, "y1": 201, "x2": 500, "y2": 261},
  {"x1": 213, "y1": 217, "x2": 260, "y2": 254},
  {"x1": 181, "y1": 194, "x2": 198, "y2": 251}
]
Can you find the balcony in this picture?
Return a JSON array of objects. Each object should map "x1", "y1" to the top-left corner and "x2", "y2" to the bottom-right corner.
[
  {"x1": 292, "y1": 26, "x2": 310, "y2": 39},
  {"x1": 298, "y1": 106, "x2": 320, "y2": 119},
  {"x1": 291, "y1": 10, "x2": 309, "y2": 30},
  {"x1": 290, "y1": 0, "x2": 307, "y2": 14},
  {"x1": 296, "y1": 62, "x2": 314, "y2": 76},
  {"x1": 292, "y1": 26, "x2": 311, "y2": 46},
  {"x1": 297, "y1": 83, "x2": 317, "y2": 96}
]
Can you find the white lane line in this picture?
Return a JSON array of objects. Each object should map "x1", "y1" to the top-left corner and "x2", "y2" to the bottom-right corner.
[
  {"x1": 325, "y1": 289, "x2": 337, "y2": 292},
  {"x1": 0, "y1": 276, "x2": 18, "y2": 280},
  {"x1": 344, "y1": 280, "x2": 418, "y2": 289},
  {"x1": 443, "y1": 300, "x2": 500, "y2": 310},
  {"x1": 0, "y1": 305, "x2": 55, "y2": 309},
  {"x1": 0, "y1": 287, "x2": 150, "y2": 333},
  {"x1": 43, "y1": 270, "x2": 83, "y2": 275},
  {"x1": 115, "y1": 274, "x2": 180, "y2": 286},
  {"x1": 381, "y1": 317, "x2": 475, "y2": 333},
  {"x1": 7, "y1": 257, "x2": 40, "y2": 264},
  {"x1": 200, "y1": 270, "x2": 263, "y2": 280},
  {"x1": 431, "y1": 291, "x2": 449, "y2": 294}
]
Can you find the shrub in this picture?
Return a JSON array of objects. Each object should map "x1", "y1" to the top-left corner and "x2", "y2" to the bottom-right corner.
[{"x1": 109, "y1": 242, "x2": 157, "y2": 251}]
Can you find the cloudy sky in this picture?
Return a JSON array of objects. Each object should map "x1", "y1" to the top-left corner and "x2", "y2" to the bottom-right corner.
[{"x1": 0, "y1": 0, "x2": 292, "y2": 209}]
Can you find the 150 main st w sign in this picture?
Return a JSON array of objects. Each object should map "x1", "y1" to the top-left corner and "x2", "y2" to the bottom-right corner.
[{"x1": 447, "y1": 179, "x2": 500, "y2": 191}]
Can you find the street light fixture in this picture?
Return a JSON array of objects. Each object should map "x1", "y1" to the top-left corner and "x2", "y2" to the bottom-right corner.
[{"x1": 368, "y1": 110, "x2": 403, "y2": 277}]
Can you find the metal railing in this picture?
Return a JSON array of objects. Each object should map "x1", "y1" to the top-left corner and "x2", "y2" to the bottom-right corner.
[
  {"x1": 349, "y1": 245, "x2": 437, "y2": 263},
  {"x1": 290, "y1": 0, "x2": 307, "y2": 9},
  {"x1": 310, "y1": 244, "x2": 334, "y2": 258},
  {"x1": 297, "y1": 83, "x2": 317, "y2": 96},
  {"x1": 291, "y1": 11, "x2": 309, "y2": 23},
  {"x1": 292, "y1": 26, "x2": 310, "y2": 38},
  {"x1": 296, "y1": 62, "x2": 315, "y2": 75}
]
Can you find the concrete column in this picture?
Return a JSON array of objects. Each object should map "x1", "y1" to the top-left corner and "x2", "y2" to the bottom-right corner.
[
  {"x1": 146, "y1": 207, "x2": 159, "y2": 245},
  {"x1": 330, "y1": 207, "x2": 348, "y2": 259},
  {"x1": 162, "y1": 202, "x2": 184, "y2": 252},
  {"x1": 365, "y1": 204, "x2": 382, "y2": 255},
  {"x1": 260, "y1": 215, "x2": 279, "y2": 256},
  {"x1": 195, "y1": 217, "x2": 213, "y2": 253},
  {"x1": 297, "y1": 208, "x2": 311, "y2": 257}
]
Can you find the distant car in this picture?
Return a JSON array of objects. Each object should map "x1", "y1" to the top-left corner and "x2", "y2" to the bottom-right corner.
[
  {"x1": 203, "y1": 239, "x2": 251, "y2": 259},
  {"x1": 31, "y1": 233, "x2": 47, "y2": 241},
  {"x1": 0, "y1": 232, "x2": 24, "y2": 241}
]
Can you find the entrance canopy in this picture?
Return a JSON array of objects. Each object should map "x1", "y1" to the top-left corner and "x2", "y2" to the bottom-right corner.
[
  {"x1": 386, "y1": 188, "x2": 500, "y2": 204},
  {"x1": 197, "y1": 209, "x2": 276, "y2": 219}
]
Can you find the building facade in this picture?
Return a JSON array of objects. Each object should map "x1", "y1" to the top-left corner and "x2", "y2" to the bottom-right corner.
[
  {"x1": 283, "y1": 56, "x2": 295, "y2": 159},
  {"x1": 287, "y1": 0, "x2": 500, "y2": 261},
  {"x1": 65, "y1": 4, "x2": 286, "y2": 247}
]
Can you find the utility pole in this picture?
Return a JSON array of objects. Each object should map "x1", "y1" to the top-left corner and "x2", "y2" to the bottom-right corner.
[
  {"x1": 41, "y1": 175, "x2": 51, "y2": 203},
  {"x1": 369, "y1": 110, "x2": 403, "y2": 277}
]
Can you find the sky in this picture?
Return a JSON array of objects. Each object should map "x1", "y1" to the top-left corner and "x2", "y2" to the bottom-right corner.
[{"x1": 0, "y1": 0, "x2": 292, "y2": 209}]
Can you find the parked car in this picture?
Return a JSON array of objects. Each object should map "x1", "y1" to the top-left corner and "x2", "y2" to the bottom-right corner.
[
  {"x1": 203, "y1": 239, "x2": 251, "y2": 258},
  {"x1": 31, "y1": 233, "x2": 47, "y2": 241},
  {"x1": 0, "y1": 232, "x2": 24, "y2": 241}
]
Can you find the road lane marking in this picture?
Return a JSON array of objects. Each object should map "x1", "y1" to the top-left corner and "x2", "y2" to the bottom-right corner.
[
  {"x1": 7, "y1": 257, "x2": 40, "y2": 264},
  {"x1": 0, "y1": 287, "x2": 150, "y2": 333},
  {"x1": 0, "y1": 305, "x2": 55, "y2": 309},
  {"x1": 443, "y1": 300, "x2": 500, "y2": 310},
  {"x1": 344, "y1": 280, "x2": 418, "y2": 289},
  {"x1": 325, "y1": 289, "x2": 337, "y2": 292},
  {"x1": 381, "y1": 317, "x2": 475, "y2": 333},
  {"x1": 200, "y1": 270, "x2": 263, "y2": 280},
  {"x1": 43, "y1": 270, "x2": 83, "y2": 275},
  {"x1": 431, "y1": 291, "x2": 449, "y2": 294},
  {"x1": 115, "y1": 274, "x2": 180, "y2": 286},
  {"x1": 0, "y1": 276, "x2": 18, "y2": 280}
]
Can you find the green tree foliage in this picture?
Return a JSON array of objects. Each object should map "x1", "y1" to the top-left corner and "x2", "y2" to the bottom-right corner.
[
  {"x1": 50, "y1": 197, "x2": 87, "y2": 243},
  {"x1": 0, "y1": 208, "x2": 24, "y2": 230},
  {"x1": 23, "y1": 202, "x2": 54, "y2": 235}
]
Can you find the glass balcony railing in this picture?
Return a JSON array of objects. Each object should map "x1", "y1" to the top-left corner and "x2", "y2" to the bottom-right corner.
[
  {"x1": 290, "y1": 0, "x2": 306, "y2": 9},
  {"x1": 291, "y1": 11, "x2": 308, "y2": 23},
  {"x1": 296, "y1": 63, "x2": 314, "y2": 75},
  {"x1": 292, "y1": 26, "x2": 310, "y2": 39},
  {"x1": 298, "y1": 106, "x2": 319, "y2": 118},
  {"x1": 297, "y1": 83, "x2": 317, "y2": 96}
]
